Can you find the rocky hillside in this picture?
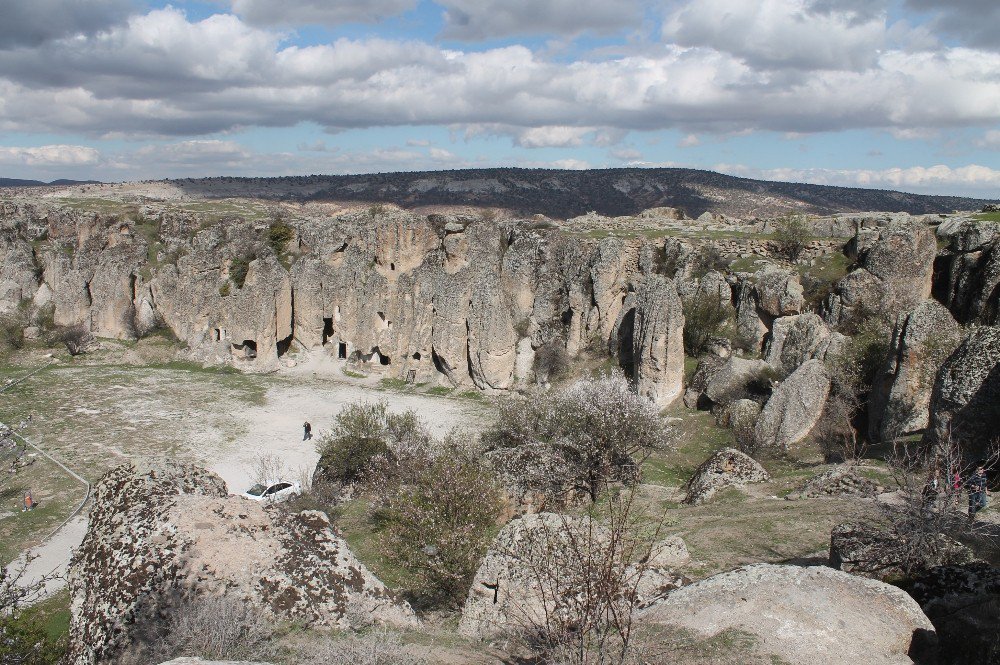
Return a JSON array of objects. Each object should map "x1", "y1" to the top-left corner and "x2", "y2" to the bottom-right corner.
[{"x1": 144, "y1": 168, "x2": 991, "y2": 218}]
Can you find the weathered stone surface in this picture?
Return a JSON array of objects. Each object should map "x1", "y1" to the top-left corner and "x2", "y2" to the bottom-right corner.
[
  {"x1": 829, "y1": 522, "x2": 978, "y2": 581},
  {"x1": 629, "y1": 276, "x2": 686, "y2": 406},
  {"x1": 158, "y1": 660, "x2": 274, "y2": 665},
  {"x1": 753, "y1": 265, "x2": 804, "y2": 317},
  {"x1": 639, "y1": 564, "x2": 937, "y2": 665},
  {"x1": 911, "y1": 563, "x2": 1000, "y2": 664},
  {"x1": 734, "y1": 278, "x2": 768, "y2": 352},
  {"x1": 459, "y1": 512, "x2": 598, "y2": 640},
  {"x1": 755, "y1": 359, "x2": 831, "y2": 450},
  {"x1": 869, "y1": 300, "x2": 963, "y2": 441},
  {"x1": 826, "y1": 220, "x2": 937, "y2": 325},
  {"x1": 67, "y1": 462, "x2": 415, "y2": 665},
  {"x1": 786, "y1": 465, "x2": 885, "y2": 501},
  {"x1": 704, "y1": 357, "x2": 770, "y2": 406},
  {"x1": 936, "y1": 219, "x2": 1000, "y2": 325},
  {"x1": 715, "y1": 398, "x2": 761, "y2": 430},
  {"x1": 683, "y1": 448, "x2": 769, "y2": 504},
  {"x1": 764, "y1": 313, "x2": 842, "y2": 375},
  {"x1": 645, "y1": 535, "x2": 691, "y2": 569},
  {"x1": 926, "y1": 325, "x2": 1000, "y2": 459}
]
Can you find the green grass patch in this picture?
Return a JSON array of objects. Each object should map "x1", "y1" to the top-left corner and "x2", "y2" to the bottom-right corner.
[
  {"x1": 643, "y1": 406, "x2": 733, "y2": 487},
  {"x1": 379, "y1": 378, "x2": 409, "y2": 390},
  {"x1": 426, "y1": 386, "x2": 453, "y2": 396},
  {"x1": 974, "y1": 212, "x2": 1000, "y2": 223},
  {"x1": 342, "y1": 368, "x2": 366, "y2": 379},
  {"x1": 456, "y1": 390, "x2": 485, "y2": 401},
  {"x1": 21, "y1": 589, "x2": 71, "y2": 644}
]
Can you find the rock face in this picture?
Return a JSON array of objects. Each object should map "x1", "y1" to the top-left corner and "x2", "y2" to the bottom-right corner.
[
  {"x1": 926, "y1": 325, "x2": 1000, "y2": 458},
  {"x1": 935, "y1": 218, "x2": 1000, "y2": 325},
  {"x1": 869, "y1": 300, "x2": 963, "y2": 442},
  {"x1": 753, "y1": 265, "x2": 804, "y2": 317},
  {"x1": 639, "y1": 563, "x2": 937, "y2": 665},
  {"x1": 628, "y1": 276, "x2": 686, "y2": 406},
  {"x1": 754, "y1": 359, "x2": 831, "y2": 450},
  {"x1": 703, "y1": 357, "x2": 770, "y2": 406},
  {"x1": 66, "y1": 462, "x2": 416, "y2": 665},
  {"x1": 786, "y1": 465, "x2": 884, "y2": 500},
  {"x1": 763, "y1": 313, "x2": 844, "y2": 375},
  {"x1": 683, "y1": 448, "x2": 769, "y2": 504},
  {"x1": 825, "y1": 220, "x2": 937, "y2": 325}
]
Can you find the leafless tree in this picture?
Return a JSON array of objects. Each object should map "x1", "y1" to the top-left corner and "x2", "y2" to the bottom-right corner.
[
  {"x1": 60, "y1": 325, "x2": 93, "y2": 356},
  {"x1": 1, "y1": 557, "x2": 63, "y2": 665},
  {"x1": 245, "y1": 452, "x2": 286, "y2": 487}
]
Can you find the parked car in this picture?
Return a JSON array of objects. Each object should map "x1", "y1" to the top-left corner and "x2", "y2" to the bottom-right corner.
[{"x1": 241, "y1": 480, "x2": 301, "y2": 504}]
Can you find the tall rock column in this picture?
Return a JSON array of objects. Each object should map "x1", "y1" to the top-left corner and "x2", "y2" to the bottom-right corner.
[{"x1": 632, "y1": 276, "x2": 685, "y2": 407}]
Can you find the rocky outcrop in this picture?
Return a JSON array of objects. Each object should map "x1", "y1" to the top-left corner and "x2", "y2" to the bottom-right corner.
[
  {"x1": 753, "y1": 265, "x2": 804, "y2": 317},
  {"x1": 683, "y1": 448, "x2": 769, "y2": 504},
  {"x1": 754, "y1": 359, "x2": 831, "y2": 450},
  {"x1": 628, "y1": 276, "x2": 685, "y2": 406},
  {"x1": 935, "y1": 218, "x2": 1000, "y2": 325},
  {"x1": 829, "y1": 522, "x2": 978, "y2": 581},
  {"x1": 66, "y1": 462, "x2": 415, "y2": 665},
  {"x1": 703, "y1": 357, "x2": 770, "y2": 406},
  {"x1": 869, "y1": 300, "x2": 963, "y2": 442},
  {"x1": 785, "y1": 465, "x2": 885, "y2": 500},
  {"x1": 763, "y1": 313, "x2": 844, "y2": 375},
  {"x1": 926, "y1": 325, "x2": 1000, "y2": 458},
  {"x1": 639, "y1": 563, "x2": 937, "y2": 665},
  {"x1": 825, "y1": 220, "x2": 937, "y2": 325}
]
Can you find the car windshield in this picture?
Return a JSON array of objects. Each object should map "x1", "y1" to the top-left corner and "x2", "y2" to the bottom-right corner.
[{"x1": 246, "y1": 484, "x2": 266, "y2": 496}]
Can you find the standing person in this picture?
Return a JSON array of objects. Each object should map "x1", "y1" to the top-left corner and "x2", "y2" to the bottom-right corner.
[
  {"x1": 967, "y1": 464, "x2": 989, "y2": 522},
  {"x1": 22, "y1": 490, "x2": 33, "y2": 512},
  {"x1": 303, "y1": 421, "x2": 312, "y2": 441},
  {"x1": 921, "y1": 466, "x2": 941, "y2": 515}
]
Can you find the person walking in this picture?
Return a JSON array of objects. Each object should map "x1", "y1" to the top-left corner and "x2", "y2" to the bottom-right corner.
[
  {"x1": 967, "y1": 464, "x2": 989, "y2": 522},
  {"x1": 303, "y1": 421, "x2": 312, "y2": 441}
]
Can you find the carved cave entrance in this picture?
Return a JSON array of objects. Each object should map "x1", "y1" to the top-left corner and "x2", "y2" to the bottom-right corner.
[{"x1": 618, "y1": 308, "x2": 636, "y2": 381}]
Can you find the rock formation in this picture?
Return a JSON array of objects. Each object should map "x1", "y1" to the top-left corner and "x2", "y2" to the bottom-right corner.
[
  {"x1": 754, "y1": 359, "x2": 831, "y2": 450},
  {"x1": 66, "y1": 462, "x2": 415, "y2": 665},
  {"x1": 639, "y1": 563, "x2": 937, "y2": 665},
  {"x1": 829, "y1": 522, "x2": 978, "y2": 581},
  {"x1": 763, "y1": 312, "x2": 844, "y2": 375},
  {"x1": 683, "y1": 448, "x2": 769, "y2": 504},
  {"x1": 935, "y1": 218, "x2": 1000, "y2": 325}
]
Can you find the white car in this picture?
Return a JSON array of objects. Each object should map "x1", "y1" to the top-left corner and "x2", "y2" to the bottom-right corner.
[{"x1": 242, "y1": 480, "x2": 301, "y2": 504}]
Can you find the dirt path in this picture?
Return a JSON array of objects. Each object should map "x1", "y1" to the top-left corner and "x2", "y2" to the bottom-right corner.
[{"x1": 13, "y1": 515, "x2": 87, "y2": 601}]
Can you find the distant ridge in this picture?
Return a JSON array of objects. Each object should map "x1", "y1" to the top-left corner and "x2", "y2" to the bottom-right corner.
[
  {"x1": 163, "y1": 167, "x2": 993, "y2": 218},
  {"x1": 0, "y1": 177, "x2": 101, "y2": 188}
]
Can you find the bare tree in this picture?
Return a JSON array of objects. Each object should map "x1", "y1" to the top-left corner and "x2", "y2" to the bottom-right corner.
[
  {"x1": 245, "y1": 452, "x2": 285, "y2": 487},
  {"x1": 60, "y1": 325, "x2": 93, "y2": 356},
  {"x1": 506, "y1": 490, "x2": 667, "y2": 664},
  {"x1": 1, "y1": 558, "x2": 63, "y2": 665}
]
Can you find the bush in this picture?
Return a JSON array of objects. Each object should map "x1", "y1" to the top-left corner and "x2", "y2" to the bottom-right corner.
[
  {"x1": 1, "y1": 561, "x2": 65, "y2": 665},
  {"x1": 313, "y1": 401, "x2": 428, "y2": 487},
  {"x1": 59, "y1": 325, "x2": 92, "y2": 356},
  {"x1": 483, "y1": 372, "x2": 673, "y2": 503},
  {"x1": 534, "y1": 339, "x2": 569, "y2": 383},
  {"x1": 374, "y1": 438, "x2": 504, "y2": 609},
  {"x1": 296, "y1": 629, "x2": 426, "y2": 665},
  {"x1": 772, "y1": 214, "x2": 810, "y2": 261},
  {"x1": 0, "y1": 312, "x2": 25, "y2": 351},
  {"x1": 33, "y1": 303, "x2": 55, "y2": 333},
  {"x1": 681, "y1": 291, "x2": 733, "y2": 356},
  {"x1": 690, "y1": 244, "x2": 727, "y2": 277},
  {"x1": 228, "y1": 254, "x2": 253, "y2": 289},
  {"x1": 266, "y1": 218, "x2": 295, "y2": 255}
]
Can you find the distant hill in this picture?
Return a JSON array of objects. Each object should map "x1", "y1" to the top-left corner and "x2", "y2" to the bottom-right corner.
[
  {"x1": 165, "y1": 167, "x2": 993, "y2": 218},
  {"x1": 0, "y1": 177, "x2": 101, "y2": 188}
]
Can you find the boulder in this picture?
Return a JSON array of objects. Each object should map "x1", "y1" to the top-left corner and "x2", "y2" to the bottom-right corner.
[
  {"x1": 754, "y1": 359, "x2": 831, "y2": 450},
  {"x1": 869, "y1": 300, "x2": 963, "y2": 442},
  {"x1": 926, "y1": 325, "x2": 1000, "y2": 459},
  {"x1": 704, "y1": 357, "x2": 770, "y2": 406},
  {"x1": 753, "y1": 265, "x2": 804, "y2": 317},
  {"x1": 683, "y1": 448, "x2": 769, "y2": 504},
  {"x1": 829, "y1": 522, "x2": 978, "y2": 581},
  {"x1": 630, "y1": 276, "x2": 686, "y2": 407},
  {"x1": 645, "y1": 535, "x2": 691, "y2": 569},
  {"x1": 764, "y1": 313, "x2": 843, "y2": 375},
  {"x1": 910, "y1": 564, "x2": 1000, "y2": 665},
  {"x1": 936, "y1": 219, "x2": 1000, "y2": 325},
  {"x1": 734, "y1": 279, "x2": 768, "y2": 352},
  {"x1": 66, "y1": 462, "x2": 416, "y2": 665},
  {"x1": 639, "y1": 564, "x2": 937, "y2": 665},
  {"x1": 786, "y1": 465, "x2": 885, "y2": 501}
]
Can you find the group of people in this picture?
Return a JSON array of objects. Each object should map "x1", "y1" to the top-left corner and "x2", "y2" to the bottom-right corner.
[{"x1": 923, "y1": 462, "x2": 991, "y2": 522}]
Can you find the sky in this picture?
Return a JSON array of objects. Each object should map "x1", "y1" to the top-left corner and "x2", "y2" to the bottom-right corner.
[{"x1": 0, "y1": 0, "x2": 999, "y2": 196}]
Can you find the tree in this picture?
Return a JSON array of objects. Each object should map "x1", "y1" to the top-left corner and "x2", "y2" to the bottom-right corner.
[
  {"x1": 483, "y1": 373, "x2": 673, "y2": 504},
  {"x1": 772, "y1": 214, "x2": 810, "y2": 261},
  {"x1": 1, "y1": 560, "x2": 64, "y2": 665}
]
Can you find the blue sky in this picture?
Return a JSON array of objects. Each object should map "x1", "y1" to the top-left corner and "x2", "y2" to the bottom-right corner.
[{"x1": 0, "y1": 0, "x2": 998, "y2": 196}]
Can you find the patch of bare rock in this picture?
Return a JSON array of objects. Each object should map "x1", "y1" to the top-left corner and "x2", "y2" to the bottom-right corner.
[
  {"x1": 66, "y1": 462, "x2": 415, "y2": 665},
  {"x1": 683, "y1": 448, "x2": 769, "y2": 504},
  {"x1": 639, "y1": 563, "x2": 937, "y2": 665}
]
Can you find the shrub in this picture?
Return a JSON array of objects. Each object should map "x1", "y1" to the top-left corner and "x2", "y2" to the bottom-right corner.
[
  {"x1": 33, "y1": 303, "x2": 55, "y2": 333},
  {"x1": 374, "y1": 438, "x2": 504, "y2": 609},
  {"x1": 1, "y1": 560, "x2": 65, "y2": 665},
  {"x1": 228, "y1": 254, "x2": 253, "y2": 289},
  {"x1": 534, "y1": 339, "x2": 569, "y2": 383},
  {"x1": 689, "y1": 244, "x2": 727, "y2": 277},
  {"x1": 772, "y1": 214, "x2": 810, "y2": 261},
  {"x1": 296, "y1": 629, "x2": 426, "y2": 665},
  {"x1": 59, "y1": 325, "x2": 92, "y2": 356},
  {"x1": 313, "y1": 401, "x2": 428, "y2": 487},
  {"x1": 681, "y1": 291, "x2": 733, "y2": 356},
  {"x1": 483, "y1": 372, "x2": 673, "y2": 503},
  {"x1": 218, "y1": 281, "x2": 231, "y2": 297},
  {"x1": 0, "y1": 312, "x2": 25, "y2": 351},
  {"x1": 266, "y1": 218, "x2": 295, "y2": 255}
]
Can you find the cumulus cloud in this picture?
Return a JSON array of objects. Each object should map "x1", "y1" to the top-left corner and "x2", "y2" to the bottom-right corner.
[
  {"x1": 905, "y1": 0, "x2": 1000, "y2": 50},
  {"x1": 678, "y1": 134, "x2": 701, "y2": 148},
  {"x1": 0, "y1": 145, "x2": 101, "y2": 166},
  {"x1": 437, "y1": 0, "x2": 642, "y2": 40},
  {"x1": 514, "y1": 126, "x2": 593, "y2": 148},
  {"x1": 662, "y1": 0, "x2": 887, "y2": 71},
  {"x1": 231, "y1": 0, "x2": 417, "y2": 27},
  {"x1": 717, "y1": 162, "x2": 1000, "y2": 195},
  {"x1": 0, "y1": 0, "x2": 131, "y2": 49}
]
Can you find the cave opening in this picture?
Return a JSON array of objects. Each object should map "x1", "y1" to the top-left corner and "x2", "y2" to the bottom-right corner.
[
  {"x1": 618, "y1": 308, "x2": 636, "y2": 381},
  {"x1": 322, "y1": 317, "x2": 334, "y2": 345},
  {"x1": 338, "y1": 342, "x2": 348, "y2": 359},
  {"x1": 276, "y1": 332, "x2": 293, "y2": 357},
  {"x1": 233, "y1": 339, "x2": 257, "y2": 360},
  {"x1": 412, "y1": 351, "x2": 422, "y2": 360}
]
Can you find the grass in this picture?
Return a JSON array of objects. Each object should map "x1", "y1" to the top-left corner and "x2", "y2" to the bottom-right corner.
[
  {"x1": 342, "y1": 368, "x2": 366, "y2": 379},
  {"x1": 326, "y1": 497, "x2": 410, "y2": 590},
  {"x1": 975, "y1": 212, "x2": 1000, "y2": 223},
  {"x1": 642, "y1": 405, "x2": 733, "y2": 488},
  {"x1": 426, "y1": 386, "x2": 453, "y2": 396},
  {"x1": 20, "y1": 589, "x2": 71, "y2": 644},
  {"x1": 379, "y1": 378, "x2": 409, "y2": 390},
  {"x1": 456, "y1": 390, "x2": 485, "y2": 402},
  {"x1": 796, "y1": 250, "x2": 853, "y2": 283}
]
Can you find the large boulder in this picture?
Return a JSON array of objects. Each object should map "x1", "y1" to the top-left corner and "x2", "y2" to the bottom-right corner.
[
  {"x1": 66, "y1": 462, "x2": 416, "y2": 665},
  {"x1": 869, "y1": 300, "x2": 964, "y2": 442},
  {"x1": 911, "y1": 564, "x2": 1000, "y2": 664},
  {"x1": 630, "y1": 276, "x2": 686, "y2": 407},
  {"x1": 926, "y1": 325, "x2": 1000, "y2": 459},
  {"x1": 754, "y1": 359, "x2": 831, "y2": 450},
  {"x1": 764, "y1": 313, "x2": 844, "y2": 375},
  {"x1": 936, "y1": 218, "x2": 1000, "y2": 325},
  {"x1": 683, "y1": 448, "x2": 769, "y2": 504},
  {"x1": 753, "y1": 265, "x2": 804, "y2": 317},
  {"x1": 829, "y1": 522, "x2": 978, "y2": 581},
  {"x1": 639, "y1": 563, "x2": 937, "y2": 665},
  {"x1": 704, "y1": 357, "x2": 771, "y2": 406}
]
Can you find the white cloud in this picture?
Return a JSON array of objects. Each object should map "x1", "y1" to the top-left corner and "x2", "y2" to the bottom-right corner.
[
  {"x1": 133, "y1": 140, "x2": 252, "y2": 165},
  {"x1": 515, "y1": 126, "x2": 592, "y2": 148},
  {"x1": 976, "y1": 130, "x2": 1000, "y2": 149},
  {"x1": 678, "y1": 134, "x2": 701, "y2": 148},
  {"x1": 230, "y1": 0, "x2": 417, "y2": 27},
  {"x1": 0, "y1": 144, "x2": 101, "y2": 166},
  {"x1": 610, "y1": 147, "x2": 643, "y2": 160},
  {"x1": 716, "y1": 162, "x2": 1000, "y2": 196},
  {"x1": 406, "y1": 139, "x2": 432, "y2": 147},
  {"x1": 662, "y1": 0, "x2": 887, "y2": 71},
  {"x1": 437, "y1": 0, "x2": 642, "y2": 41}
]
